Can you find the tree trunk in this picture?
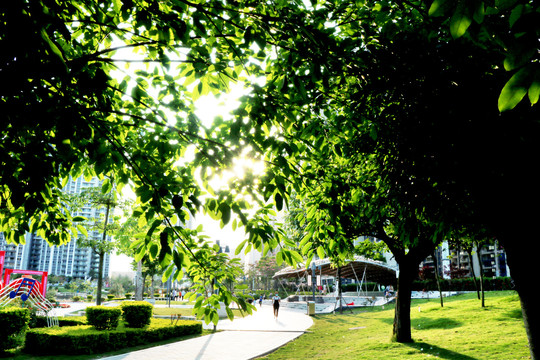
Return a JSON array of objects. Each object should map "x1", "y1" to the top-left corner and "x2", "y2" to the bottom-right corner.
[
  {"x1": 467, "y1": 249, "x2": 480, "y2": 300},
  {"x1": 96, "y1": 199, "x2": 111, "y2": 306},
  {"x1": 135, "y1": 261, "x2": 143, "y2": 300},
  {"x1": 432, "y1": 251, "x2": 443, "y2": 307},
  {"x1": 96, "y1": 251, "x2": 104, "y2": 305},
  {"x1": 501, "y1": 238, "x2": 540, "y2": 360},
  {"x1": 393, "y1": 258, "x2": 416, "y2": 343},
  {"x1": 475, "y1": 243, "x2": 485, "y2": 308}
]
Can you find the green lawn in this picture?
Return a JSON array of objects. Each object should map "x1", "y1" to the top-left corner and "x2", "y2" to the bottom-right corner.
[
  {"x1": 152, "y1": 306, "x2": 247, "y2": 318},
  {"x1": 257, "y1": 291, "x2": 529, "y2": 360},
  {"x1": 2, "y1": 292, "x2": 529, "y2": 359}
]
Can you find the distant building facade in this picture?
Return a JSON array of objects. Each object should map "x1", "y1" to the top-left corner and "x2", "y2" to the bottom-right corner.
[
  {"x1": 0, "y1": 176, "x2": 111, "y2": 280},
  {"x1": 422, "y1": 241, "x2": 510, "y2": 279}
]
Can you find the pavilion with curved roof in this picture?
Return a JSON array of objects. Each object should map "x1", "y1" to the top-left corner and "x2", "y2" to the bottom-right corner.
[{"x1": 272, "y1": 255, "x2": 397, "y2": 286}]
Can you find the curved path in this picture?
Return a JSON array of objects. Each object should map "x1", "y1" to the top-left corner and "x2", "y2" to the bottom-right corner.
[{"x1": 98, "y1": 303, "x2": 313, "y2": 360}]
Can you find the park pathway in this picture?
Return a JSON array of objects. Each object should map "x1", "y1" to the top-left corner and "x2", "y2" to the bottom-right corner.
[{"x1": 95, "y1": 303, "x2": 313, "y2": 360}]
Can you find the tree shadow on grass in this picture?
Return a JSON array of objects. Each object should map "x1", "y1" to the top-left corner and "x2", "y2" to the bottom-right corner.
[
  {"x1": 412, "y1": 316, "x2": 462, "y2": 330},
  {"x1": 405, "y1": 342, "x2": 479, "y2": 360},
  {"x1": 378, "y1": 316, "x2": 462, "y2": 330}
]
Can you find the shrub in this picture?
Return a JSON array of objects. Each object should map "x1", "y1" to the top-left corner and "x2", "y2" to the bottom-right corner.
[
  {"x1": 85, "y1": 306, "x2": 121, "y2": 330},
  {"x1": 107, "y1": 294, "x2": 115, "y2": 300},
  {"x1": 0, "y1": 307, "x2": 31, "y2": 351},
  {"x1": 121, "y1": 301, "x2": 153, "y2": 328},
  {"x1": 72, "y1": 296, "x2": 81, "y2": 302},
  {"x1": 24, "y1": 319, "x2": 202, "y2": 355},
  {"x1": 86, "y1": 295, "x2": 93, "y2": 301},
  {"x1": 124, "y1": 293, "x2": 133, "y2": 299},
  {"x1": 411, "y1": 276, "x2": 514, "y2": 292},
  {"x1": 31, "y1": 316, "x2": 86, "y2": 328}
]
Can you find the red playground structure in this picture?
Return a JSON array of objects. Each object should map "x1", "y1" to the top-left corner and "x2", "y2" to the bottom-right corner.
[{"x1": 0, "y1": 251, "x2": 58, "y2": 326}]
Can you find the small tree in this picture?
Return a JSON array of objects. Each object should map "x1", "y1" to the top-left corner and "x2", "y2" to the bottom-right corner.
[{"x1": 76, "y1": 182, "x2": 128, "y2": 305}]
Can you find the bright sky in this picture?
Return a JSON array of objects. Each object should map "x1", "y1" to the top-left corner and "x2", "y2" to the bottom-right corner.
[{"x1": 110, "y1": 78, "x2": 253, "y2": 273}]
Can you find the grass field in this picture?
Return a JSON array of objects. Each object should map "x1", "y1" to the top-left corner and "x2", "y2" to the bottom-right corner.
[
  {"x1": 257, "y1": 291, "x2": 529, "y2": 360},
  {"x1": 152, "y1": 306, "x2": 246, "y2": 318},
  {"x1": 1, "y1": 291, "x2": 529, "y2": 359}
]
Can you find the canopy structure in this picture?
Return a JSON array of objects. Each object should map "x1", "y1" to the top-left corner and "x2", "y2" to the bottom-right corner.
[{"x1": 272, "y1": 255, "x2": 397, "y2": 285}]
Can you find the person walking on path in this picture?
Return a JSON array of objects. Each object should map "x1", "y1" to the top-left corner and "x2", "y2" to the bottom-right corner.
[
  {"x1": 272, "y1": 292, "x2": 281, "y2": 319},
  {"x1": 259, "y1": 294, "x2": 263, "y2": 307}
]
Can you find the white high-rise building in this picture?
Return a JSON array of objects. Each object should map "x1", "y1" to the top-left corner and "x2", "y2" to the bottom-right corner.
[{"x1": 0, "y1": 176, "x2": 112, "y2": 280}]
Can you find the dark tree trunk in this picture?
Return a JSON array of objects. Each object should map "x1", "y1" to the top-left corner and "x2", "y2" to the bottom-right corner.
[
  {"x1": 432, "y1": 251, "x2": 443, "y2": 307},
  {"x1": 338, "y1": 267, "x2": 343, "y2": 314},
  {"x1": 475, "y1": 243, "x2": 485, "y2": 308},
  {"x1": 502, "y1": 238, "x2": 540, "y2": 360},
  {"x1": 393, "y1": 258, "x2": 417, "y2": 342},
  {"x1": 466, "y1": 249, "x2": 480, "y2": 300}
]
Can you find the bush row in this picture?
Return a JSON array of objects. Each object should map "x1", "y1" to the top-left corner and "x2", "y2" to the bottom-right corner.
[
  {"x1": 24, "y1": 319, "x2": 202, "y2": 355},
  {"x1": 0, "y1": 307, "x2": 30, "y2": 351},
  {"x1": 31, "y1": 316, "x2": 86, "y2": 329},
  {"x1": 412, "y1": 277, "x2": 514, "y2": 292},
  {"x1": 86, "y1": 301, "x2": 153, "y2": 330}
]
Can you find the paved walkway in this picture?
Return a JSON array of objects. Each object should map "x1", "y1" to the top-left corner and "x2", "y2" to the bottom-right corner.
[{"x1": 94, "y1": 303, "x2": 313, "y2": 360}]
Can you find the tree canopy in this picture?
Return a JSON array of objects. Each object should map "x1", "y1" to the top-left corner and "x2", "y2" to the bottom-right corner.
[{"x1": 1, "y1": 0, "x2": 539, "y2": 356}]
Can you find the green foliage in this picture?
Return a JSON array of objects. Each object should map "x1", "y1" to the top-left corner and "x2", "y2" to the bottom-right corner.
[
  {"x1": 85, "y1": 306, "x2": 122, "y2": 331},
  {"x1": 1, "y1": 0, "x2": 538, "y2": 349},
  {"x1": 121, "y1": 301, "x2": 153, "y2": 328},
  {"x1": 412, "y1": 277, "x2": 514, "y2": 292},
  {"x1": 31, "y1": 316, "x2": 87, "y2": 328},
  {"x1": 24, "y1": 319, "x2": 202, "y2": 355},
  {"x1": 0, "y1": 307, "x2": 31, "y2": 351}
]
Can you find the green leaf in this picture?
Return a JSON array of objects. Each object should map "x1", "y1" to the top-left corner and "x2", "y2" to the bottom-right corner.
[
  {"x1": 226, "y1": 306, "x2": 234, "y2": 321},
  {"x1": 173, "y1": 250, "x2": 185, "y2": 269},
  {"x1": 316, "y1": 246, "x2": 325, "y2": 259},
  {"x1": 450, "y1": 2, "x2": 472, "y2": 38},
  {"x1": 498, "y1": 67, "x2": 531, "y2": 112},
  {"x1": 276, "y1": 250, "x2": 284, "y2": 266},
  {"x1": 428, "y1": 0, "x2": 449, "y2": 16},
  {"x1": 101, "y1": 178, "x2": 111, "y2": 194},
  {"x1": 76, "y1": 224, "x2": 88, "y2": 237},
  {"x1": 219, "y1": 203, "x2": 231, "y2": 225},
  {"x1": 275, "y1": 192, "x2": 283, "y2": 211},
  {"x1": 235, "y1": 240, "x2": 247, "y2": 255},
  {"x1": 149, "y1": 243, "x2": 159, "y2": 260},
  {"x1": 528, "y1": 79, "x2": 540, "y2": 105},
  {"x1": 161, "y1": 264, "x2": 174, "y2": 282}
]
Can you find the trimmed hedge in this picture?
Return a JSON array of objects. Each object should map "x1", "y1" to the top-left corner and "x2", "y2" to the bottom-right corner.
[
  {"x1": 24, "y1": 319, "x2": 202, "y2": 355},
  {"x1": 121, "y1": 301, "x2": 153, "y2": 328},
  {"x1": 0, "y1": 307, "x2": 31, "y2": 351},
  {"x1": 86, "y1": 306, "x2": 122, "y2": 330},
  {"x1": 412, "y1": 276, "x2": 514, "y2": 292},
  {"x1": 31, "y1": 316, "x2": 87, "y2": 328}
]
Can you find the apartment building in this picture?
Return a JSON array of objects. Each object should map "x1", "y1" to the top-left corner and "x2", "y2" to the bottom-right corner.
[{"x1": 0, "y1": 176, "x2": 111, "y2": 280}]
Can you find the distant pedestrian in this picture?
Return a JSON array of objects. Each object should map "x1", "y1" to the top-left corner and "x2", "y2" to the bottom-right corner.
[
  {"x1": 259, "y1": 294, "x2": 263, "y2": 307},
  {"x1": 272, "y1": 292, "x2": 281, "y2": 319}
]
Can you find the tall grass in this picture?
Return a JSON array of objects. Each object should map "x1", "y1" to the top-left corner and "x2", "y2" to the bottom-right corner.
[{"x1": 258, "y1": 291, "x2": 529, "y2": 360}]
